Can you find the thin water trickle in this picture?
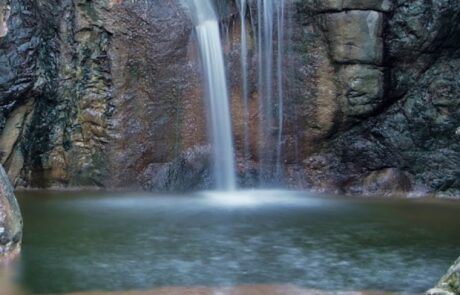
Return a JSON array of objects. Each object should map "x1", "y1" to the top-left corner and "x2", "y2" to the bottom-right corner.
[
  {"x1": 255, "y1": 0, "x2": 287, "y2": 185},
  {"x1": 275, "y1": 0, "x2": 285, "y2": 179},
  {"x1": 257, "y1": 0, "x2": 274, "y2": 184},
  {"x1": 238, "y1": 0, "x2": 250, "y2": 173},
  {"x1": 188, "y1": 0, "x2": 289, "y2": 188},
  {"x1": 189, "y1": 0, "x2": 236, "y2": 190}
]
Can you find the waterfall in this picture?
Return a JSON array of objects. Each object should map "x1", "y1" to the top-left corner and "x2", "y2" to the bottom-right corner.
[
  {"x1": 257, "y1": 0, "x2": 273, "y2": 184},
  {"x1": 185, "y1": 0, "x2": 288, "y2": 189},
  {"x1": 188, "y1": 0, "x2": 236, "y2": 190},
  {"x1": 238, "y1": 0, "x2": 250, "y2": 173},
  {"x1": 255, "y1": 0, "x2": 286, "y2": 185},
  {"x1": 275, "y1": 0, "x2": 285, "y2": 178}
]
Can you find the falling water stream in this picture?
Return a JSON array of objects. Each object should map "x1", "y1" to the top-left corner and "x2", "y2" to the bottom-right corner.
[
  {"x1": 188, "y1": 0, "x2": 236, "y2": 190},
  {"x1": 257, "y1": 0, "x2": 275, "y2": 183},
  {"x1": 254, "y1": 0, "x2": 287, "y2": 184},
  {"x1": 238, "y1": 0, "x2": 250, "y2": 173},
  {"x1": 188, "y1": 0, "x2": 289, "y2": 189},
  {"x1": 275, "y1": 0, "x2": 285, "y2": 178}
]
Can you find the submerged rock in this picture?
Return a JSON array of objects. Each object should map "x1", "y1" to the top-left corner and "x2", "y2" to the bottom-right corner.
[
  {"x1": 142, "y1": 145, "x2": 213, "y2": 192},
  {"x1": 428, "y1": 257, "x2": 460, "y2": 295},
  {"x1": 0, "y1": 164, "x2": 22, "y2": 262},
  {"x1": 344, "y1": 168, "x2": 412, "y2": 197}
]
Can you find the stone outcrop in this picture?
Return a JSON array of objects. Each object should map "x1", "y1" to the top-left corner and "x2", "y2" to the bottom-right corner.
[
  {"x1": 0, "y1": 164, "x2": 22, "y2": 262},
  {"x1": 299, "y1": 0, "x2": 460, "y2": 197},
  {"x1": 305, "y1": 0, "x2": 388, "y2": 125},
  {"x1": 427, "y1": 256, "x2": 460, "y2": 295},
  {"x1": 0, "y1": 0, "x2": 458, "y2": 197}
]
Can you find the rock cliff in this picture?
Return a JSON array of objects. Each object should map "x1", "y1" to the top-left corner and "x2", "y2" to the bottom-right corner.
[{"x1": 0, "y1": 0, "x2": 458, "y2": 197}]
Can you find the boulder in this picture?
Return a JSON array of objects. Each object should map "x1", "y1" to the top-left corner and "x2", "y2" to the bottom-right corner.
[
  {"x1": 0, "y1": 164, "x2": 22, "y2": 263},
  {"x1": 427, "y1": 257, "x2": 460, "y2": 295},
  {"x1": 344, "y1": 168, "x2": 412, "y2": 196},
  {"x1": 142, "y1": 145, "x2": 213, "y2": 192}
]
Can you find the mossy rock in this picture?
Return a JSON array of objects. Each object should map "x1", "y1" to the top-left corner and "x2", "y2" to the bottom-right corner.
[{"x1": 428, "y1": 257, "x2": 460, "y2": 295}]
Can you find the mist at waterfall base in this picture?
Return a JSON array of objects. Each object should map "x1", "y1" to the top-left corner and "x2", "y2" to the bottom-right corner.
[{"x1": 17, "y1": 191, "x2": 460, "y2": 294}]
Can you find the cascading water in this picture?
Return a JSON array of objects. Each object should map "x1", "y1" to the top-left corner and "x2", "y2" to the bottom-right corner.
[
  {"x1": 275, "y1": 0, "x2": 285, "y2": 178},
  {"x1": 254, "y1": 0, "x2": 287, "y2": 184},
  {"x1": 256, "y1": 0, "x2": 274, "y2": 183},
  {"x1": 186, "y1": 0, "x2": 289, "y2": 190},
  {"x1": 188, "y1": 0, "x2": 236, "y2": 191},
  {"x1": 237, "y1": 0, "x2": 250, "y2": 173}
]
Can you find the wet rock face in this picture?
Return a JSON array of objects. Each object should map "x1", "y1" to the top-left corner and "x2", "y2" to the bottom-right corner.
[
  {"x1": 0, "y1": 0, "x2": 458, "y2": 195},
  {"x1": 107, "y1": 1, "x2": 207, "y2": 189},
  {"x1": 0, "y1": 164, "x2": 22, "y2": 261}
]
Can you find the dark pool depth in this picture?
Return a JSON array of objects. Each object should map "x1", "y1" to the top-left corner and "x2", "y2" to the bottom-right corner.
[{"x1": 16, "y1": 191, "x2": 460, "y2": 294}]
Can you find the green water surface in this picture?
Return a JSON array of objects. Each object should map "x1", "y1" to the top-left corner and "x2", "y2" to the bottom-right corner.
[{"x1": 15, "y1": 191, "x2": 460, "y2": 294}]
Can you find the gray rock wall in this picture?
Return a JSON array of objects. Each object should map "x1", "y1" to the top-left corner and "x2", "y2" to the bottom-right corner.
[
  {"x1": 299, "y1": 0, "x2": 460, "y2": 197},
  {"x1": 0, "y1": 0, "x2": 458, "y2": 196}
]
